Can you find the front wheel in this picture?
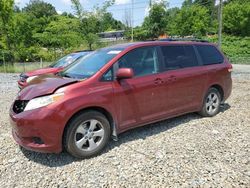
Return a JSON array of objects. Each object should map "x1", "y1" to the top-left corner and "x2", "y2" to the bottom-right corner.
[
  {"x1": 199, "y1": 88, "x2": 221, "y2": 117},
  {"x1": 64, "y1": 111, "x2": 111, "y2": 159}
]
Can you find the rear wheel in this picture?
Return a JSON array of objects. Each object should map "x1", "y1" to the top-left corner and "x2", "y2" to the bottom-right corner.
[
  {"x1": 199, "y1": 88, "x2": 221, "y2": 117},
  {"x1": 64, "y1": 111, "x2": 111, "y2": 158}
]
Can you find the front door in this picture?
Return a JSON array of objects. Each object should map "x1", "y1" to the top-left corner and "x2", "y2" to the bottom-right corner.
[{"x1": 112, "y1": 46, "x2": 165, "y2": 131}]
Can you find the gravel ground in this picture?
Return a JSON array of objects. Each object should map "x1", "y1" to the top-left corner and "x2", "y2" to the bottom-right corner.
[{"x1": 0, "y1": 65, "x2": 249, "y2": 187}]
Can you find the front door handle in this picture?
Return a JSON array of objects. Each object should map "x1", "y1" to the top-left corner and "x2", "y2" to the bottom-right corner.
[{"x1": 154, "y1": 78, "x2": 164, "y2": 85}]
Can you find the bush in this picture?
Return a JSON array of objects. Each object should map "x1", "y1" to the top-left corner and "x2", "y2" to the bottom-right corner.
[
  {"x1": 223, "y1": 2, "x2": 250, "y2": 36},
  {"x1": 206, "y1": 35, "x2": 250, "y2": 64}
]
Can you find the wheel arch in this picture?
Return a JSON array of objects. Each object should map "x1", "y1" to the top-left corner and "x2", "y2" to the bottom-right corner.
[
  {"x1": 62, "y1": 106, "x2": 117, "y2": 147},
  {"x1": 210, "y1": 84, "x2": 224, "y2": 101}
]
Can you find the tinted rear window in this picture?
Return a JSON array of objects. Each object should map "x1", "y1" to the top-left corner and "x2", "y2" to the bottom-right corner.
[
  {"x1": 196, "y1": 45, "x2": 224, "y2": 65},
  {"x1": 161, "y1": 45, "x2": 199, "y2": 70}
]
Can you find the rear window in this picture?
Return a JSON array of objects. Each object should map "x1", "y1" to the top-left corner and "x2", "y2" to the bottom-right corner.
[
  {"x1": 160, "y1": 45, "x2": 199, "y2": 70},
  {"x1": 196, "y1": 45, "x2": 224, "y2": 65}
]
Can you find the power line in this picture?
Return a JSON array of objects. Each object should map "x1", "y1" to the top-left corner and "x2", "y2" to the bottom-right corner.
[
  {"x1": 75, "y1": 0, "x2": 214, "y2": 13},
  {"x1": 106, "y1": 0, "x2": 215, "y2": 12}
]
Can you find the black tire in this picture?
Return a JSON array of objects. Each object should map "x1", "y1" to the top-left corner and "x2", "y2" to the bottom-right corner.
[
  {"x1": 199, "y1": 87, "x2": 221, "y2": 117},
  {"x1": 64, "y1": 111, "x2": 111, "y2": 159}
]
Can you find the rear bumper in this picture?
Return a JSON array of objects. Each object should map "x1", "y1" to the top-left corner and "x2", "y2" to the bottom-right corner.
[
  {"x1": 9, "y1": 105, "x2": 66, "y2": 153},
  {"x1": 223, "y1": 74, "x2": 232, "y2": 102}
]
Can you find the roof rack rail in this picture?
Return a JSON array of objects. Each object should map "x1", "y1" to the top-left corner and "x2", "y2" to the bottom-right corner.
[
  {"x1": 74, "y1": 50, "x2": 93, "y2": 53},
  {"x1": 158, "y1": 38, "x2": 209, "y2": 43}
]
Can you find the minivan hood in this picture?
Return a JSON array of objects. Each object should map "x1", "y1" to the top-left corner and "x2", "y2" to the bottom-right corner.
[
  {"x1": 25, "y1": 67, "x2": 62, "y2": 77},
  {"x1": 18, "y1": 74, "x2": 78, "y2": 100}
]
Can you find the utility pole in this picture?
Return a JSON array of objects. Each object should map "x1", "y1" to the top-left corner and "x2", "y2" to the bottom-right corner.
[
  {"x1": 131, "y1": 0, "x2": 134, "y2": 42},
  {"x1": 218, "y1": 0, "x2": 223, "y2": 49}
]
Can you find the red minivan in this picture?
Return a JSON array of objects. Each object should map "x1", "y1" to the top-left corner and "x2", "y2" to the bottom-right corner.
[{"x1": 9, "y1": 41, "x2": 232, "y2": 158}]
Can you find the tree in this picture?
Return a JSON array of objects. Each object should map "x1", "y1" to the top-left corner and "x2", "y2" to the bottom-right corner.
[
  {"x1": 101, "y1": 12, "x2": 124, "y2": 31},
  {"x1": 173, "y1": 5, "x2": 210, "y2": 37},
  {"x1": 143, "y1": 0, "x2": 168, "y2": 39},
  {"x1": 23, "y1": 0, "x2": 57, "y2": 18},
  {"x1": 61, "y1": 12, "x2": 75, "y2": 18},
  {"x1": 123, "y1": 9, "x2": 132, "y2": 28},
  {"x1": 71, "y1": 0, "x2": 118, "y2": 49},
  {"x1": 22, "y1": 0, "x2": 58, "y2": 42},
  {"x1": 182, "y1": 0, "x2": 216, "y2": 16},
  {"x1": 223, "y1": 2, "x2": 250, "y2": 36},
  {"x1": 0, "y1": 0, "x2": 14, "y2": 60},
  {"x1": 10, "y1": 13, "x2": 35, "y2": 60},
  {"x1": 34, "y1": 16, "x2": 84, "y2": 51},
  {"x1": 183, "y1": 0, "x2": 216, "y2": 33},
  {"x1": 166, "y1": 7, "x2": 180, "y2": 35},
  {"x1": 182, "y1": 0, "x2": 193, "y2": 7}
]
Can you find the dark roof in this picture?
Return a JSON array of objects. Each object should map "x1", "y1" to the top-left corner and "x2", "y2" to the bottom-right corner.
[
  {"x1": 158, "y1": 38, "x2": 209, "y2": 42},
  {"x1": 106, "y1": 40, "x2": 211, "y2": 50}
]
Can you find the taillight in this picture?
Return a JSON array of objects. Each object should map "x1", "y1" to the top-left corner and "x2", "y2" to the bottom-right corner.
[{"x1": 228, "y1": 64, "x2": 233, "y2": 72}]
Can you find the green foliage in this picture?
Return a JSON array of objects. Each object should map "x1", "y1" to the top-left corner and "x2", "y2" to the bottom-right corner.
[
  {"x1": 171, "y1": 5, "x2": 210, "y2": 37},
  {"x1": 0, "y1": 0, "x2": 125, "y2": 63},
  {"x1": 182, "y1": 0, "x2": 193, "y2": 7},
  {"x1": 0, "y1": 0, "x2": 14, "y2": 23},
  {"x1": 0, "y1": 0, "x2": 250, "y2": 66},
  {"x1": 71, "y1": 0, "x2": 84, "y2": 19},
  {"x1": 34, "y1": 16, "x2": 83, "y2": 50},
  {"x1": 71, "y1": 0, "x2": 121, "y2": 49},
  {"x1": 23, "y1": 0, "x2": 57, "y2": 18},
  {"x1": 100, "y1": 12, "x2": 124, "y2": 31},
  {"x1": 143, "y1": 1, "x2": 168, "y2": 39},
  {"x1": 165, "y1": 7, "x2": 180, "y2": 35},
  {"x1": 205, "y1": 35, "x2": 250, "y2": 64},
  {"x1": 0, "y1": 0, "x2": 15, "y2": 61},
  {"x1": 127, "y1": 27, "x2": 148, "y2": 41},
  {"x1": 223, "y1": 2, "x2": 250, "y2": 36},
  {"x1": 84, "y1": 33, "x2": 99, "y2": 50},
  {"x1": 193, "y1": 0, "x2": 215, "y2": 14}
]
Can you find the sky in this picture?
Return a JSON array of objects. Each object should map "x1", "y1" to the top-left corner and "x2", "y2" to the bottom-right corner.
[{"x1": 14, "y1": 0, "x2": 186, "y2": 26}]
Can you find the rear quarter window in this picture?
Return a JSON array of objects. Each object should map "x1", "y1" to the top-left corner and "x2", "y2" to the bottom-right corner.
[
  {"x1": 196, "y1": 45, "x2": 224, "y2": 65},
  {"x1": 160, "y1": 45, "x2": 199, "y2": 70}
]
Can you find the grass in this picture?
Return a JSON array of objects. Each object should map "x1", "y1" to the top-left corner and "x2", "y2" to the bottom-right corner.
[
  {"x1": 205, "y1": 35, "x2": 250, "y2": 64},
  {"x1": 0, "y1": 62, "x2": 52, "y2": 73},
  {"x1": 229, "y1": 57, "x2": 250, "y2": 64}
]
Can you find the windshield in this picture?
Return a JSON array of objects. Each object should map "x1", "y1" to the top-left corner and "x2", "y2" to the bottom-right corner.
[
  {"x1": 50, "y1": 52, "x2": 89, "y2": 68},
  {"x1": 60, "y1": 48, "x2": 123, "y2": 79}
]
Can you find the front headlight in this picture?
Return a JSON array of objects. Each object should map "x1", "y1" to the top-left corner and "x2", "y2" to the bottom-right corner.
[
  {"x1": 24, "y1": 92, "x2": 64, "y2": 111},
  {"x1": 26, "y1": 76, "x2": 38, "y2": 83}
]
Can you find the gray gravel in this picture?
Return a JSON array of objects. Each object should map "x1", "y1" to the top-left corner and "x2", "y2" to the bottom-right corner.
[{"x1": 0, "y1": 65, "x2": 250, "y2": 187}]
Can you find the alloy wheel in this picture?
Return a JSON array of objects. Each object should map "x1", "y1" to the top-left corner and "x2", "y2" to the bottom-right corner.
[
  {"x1": 205, "y1": 92, "x2": 220, "y2": 115},
  {"x1": 74, "y1": 119, "x2": 105, "y2": 151}
]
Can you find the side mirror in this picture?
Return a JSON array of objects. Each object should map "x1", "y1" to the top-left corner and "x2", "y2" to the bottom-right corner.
[{"x1": 116, "y1": 68, "x2": 134, "y2": 80}]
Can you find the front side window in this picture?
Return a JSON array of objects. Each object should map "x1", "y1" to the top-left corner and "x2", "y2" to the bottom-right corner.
[
  {"x1": 196, "y1": 45, "x2": 224, "y2": 65},
  {"x1": 61, "y1": 48, "x2": 124, "y2": 79},
  {"x1": 117, "y1": 46, "x2": 159, "y2": 77},
  {"x1": 161, "y1": 45, "x2": 199, "y2": 70}
]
